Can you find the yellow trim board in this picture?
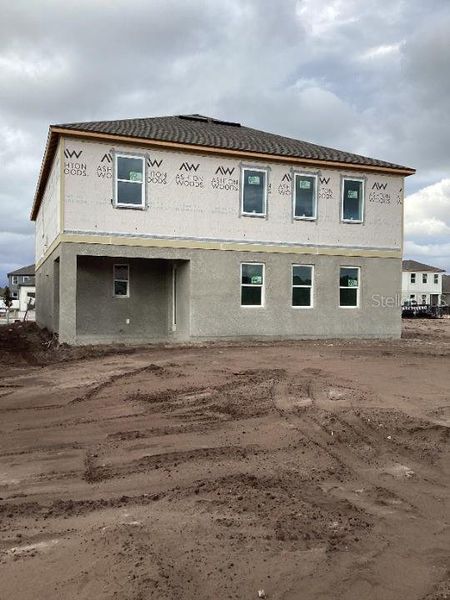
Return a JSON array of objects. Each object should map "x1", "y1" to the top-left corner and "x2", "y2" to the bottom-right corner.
[{"x1": 55, "y1": 232, "x2": 401, "y2": 259}]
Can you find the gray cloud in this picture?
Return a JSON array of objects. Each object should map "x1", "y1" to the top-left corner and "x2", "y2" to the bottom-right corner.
[{"x1": 1, "y1": 0, "x2": 449, "y2": 285}]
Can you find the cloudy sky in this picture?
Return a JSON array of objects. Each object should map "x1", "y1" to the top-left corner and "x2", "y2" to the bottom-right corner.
[{"x1": 0, "y1": 0, "x2": 449, "y2": 285}]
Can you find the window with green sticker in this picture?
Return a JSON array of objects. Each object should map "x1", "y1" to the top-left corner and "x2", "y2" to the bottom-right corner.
[
  {"x1": 342, "y1": 179, "x2": 364, "y2": 222},
  {"x1": 292, "y1": 265, "x2": 313, "y2": 307},
  {"x1": 241, "y1": 263, "x2": 264, "y2": 306},
  {"x1": 241, "y1": 168, "x2": 267, "y2": 215},
  {"x1": 339, "y1": 267, "x2": 360, "y2": 307},
  {"x1": 294, "y1": 174, "x2": 317, "y2": 219},
  {"x1": 115, "y1": 155, "x2": 145, "y2": 207}
]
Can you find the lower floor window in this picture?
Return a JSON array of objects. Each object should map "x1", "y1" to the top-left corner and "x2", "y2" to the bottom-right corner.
[
  {"x1": 339, "y1": 267, "x2": 360, "y2": 307},
  {"x1": 113, "y1": 264, "x2": 129, "y2": 297},
  {"x1": 292, "y1": 265, "x2": 313, "y2": 307},
  {"x1": 241, "y1": 263, "x2": 264, "y2": 306}
]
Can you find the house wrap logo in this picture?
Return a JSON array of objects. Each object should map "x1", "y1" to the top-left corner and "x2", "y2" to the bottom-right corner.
[
  {"x1": 179, "y1": 162, "x2": 200, "y2": 172},
  {"x1": 64, "y1": 148, "x2": 86, "y2": 176}
]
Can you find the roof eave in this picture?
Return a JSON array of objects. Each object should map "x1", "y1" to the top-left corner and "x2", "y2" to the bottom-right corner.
[{"x1": 30, "y1": 125, "x2": 416, "y2": 221}]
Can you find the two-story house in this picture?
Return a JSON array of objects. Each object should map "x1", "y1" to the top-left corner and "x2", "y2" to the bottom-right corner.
[
  {"x1": 6, "y1": 264, "x2": 36, "y2": 318},
  {"x1": 31, "y1": 114, "x2": 415, "y2": 344},
  {"x1": 7, "y1": 264, "x2": 35, "y2": 300},
  {"x1": 401, "y1": 259, "x2": 445, "y2": 305}
]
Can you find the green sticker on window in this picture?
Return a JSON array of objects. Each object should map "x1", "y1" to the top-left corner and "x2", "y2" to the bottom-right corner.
[
  {"x1": 251, "y1": 275, "x2": 262, "y2": 284},
  {"x1": 129, "y1": 171, "x2": 143, "y2": 182},
  {"x1": 248, "y1": 175, "x2": 260, "y2": 185},
  {"x1": 348, "y1": 190, "x2": 358, "y2": 199},
  {"x1": 348, "y1": 278, "x2": 358, "y2": 287},
  {"x1": 299, "y1": 180, "x2": 311, "y2": 189}
]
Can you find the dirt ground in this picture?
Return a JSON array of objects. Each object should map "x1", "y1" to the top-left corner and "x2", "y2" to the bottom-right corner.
[{"x1": 0, "y1": 320, "x2": 449, "y2": 600}]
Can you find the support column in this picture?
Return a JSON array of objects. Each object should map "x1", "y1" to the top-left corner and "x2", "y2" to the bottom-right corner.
[{"x1": 58, "y1": 245, "x2": 77, "y2": 344}]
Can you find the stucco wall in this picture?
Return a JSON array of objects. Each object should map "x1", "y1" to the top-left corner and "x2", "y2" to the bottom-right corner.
[
  {"x1": 36, "y1": 141, "x2": 61, "y2": 262},
  {"x1": 35, "y1": 244, "x2": 61, "y2": 332},
  {"x1": 62, "y1": 138, "x2": 404, "y2": 252},
  {"x1": 48, "y1": 242, "x2": 401, "y2": 344}
]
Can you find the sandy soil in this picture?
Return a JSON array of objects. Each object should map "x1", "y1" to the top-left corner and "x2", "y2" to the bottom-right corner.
[{"x1": 0, "y1": 320, "x2": 449, "y2": 600}]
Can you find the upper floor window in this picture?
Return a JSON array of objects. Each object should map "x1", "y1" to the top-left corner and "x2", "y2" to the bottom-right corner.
[
  {"x1": 115, "y1": 154, "x2": 145, "y2": 208},
  {"x1": 422, "y1": 273, "x2": 428, "y2": 284},
  {"x1": 434, "y1": 274, "x2": 439, "y2": 284},
  {"x1": 294, "y1": 173, "x2": 317, "y2": 220},
  {"x1": 11, "y1": 276, "x2": 18, "y2": 285},
  {"x1": 339, "y1": 267, "x2": 360, "y2": 308},
  {"x1": 292, "y1": 265, "x2": 313, "y2": 307},
  {"x1": 342, "y1": 178, "x2": 364, "y2": 223},
  {"x1": 241, "y1": 263, "x2": 264, "y2": 306},
  {"x1": 410, "y1": 273, "x2": 416, "y2": 283},
  {"x1": 241, "y1": 168, "x2": 267, "y2": 216},
  {"x1": 23, "y1": 276, "x2": 30, "y2": 282}
]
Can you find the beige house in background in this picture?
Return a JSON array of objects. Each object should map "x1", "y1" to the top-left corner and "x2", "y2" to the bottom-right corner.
[{"x1": 31, "y1": 114, "x2": 414, "y2": 344}]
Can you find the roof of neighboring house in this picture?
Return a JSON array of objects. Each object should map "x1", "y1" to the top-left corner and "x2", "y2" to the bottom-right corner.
[
  {"x1": 30, "y1": 114, "x2": 415, "y2": 220},
  {"x1": 7, "y1": 264, "x2": 35, "y2": 277},
  {"x1": 442, "y1": 274, "x2": 450, "y2": 293},
  {"x1": 402, "y1": 259, "x2": 445, "y2": 273}
]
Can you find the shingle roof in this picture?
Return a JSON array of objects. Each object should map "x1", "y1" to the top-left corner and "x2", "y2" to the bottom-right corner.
[
  {"x1": 7, "y1": 264, "x2": 35, "y2": 277},
  {"x1": 402, "y1": 259, "x2": 445, "y2": 273},
  {"x1": 54, "y1": 114, "x2": 412, "y2": 171}
]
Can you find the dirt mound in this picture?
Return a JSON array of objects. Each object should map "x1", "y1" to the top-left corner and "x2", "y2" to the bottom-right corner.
[{"x1": 0, "y1": 322, "x2": 138, "y2": 368}]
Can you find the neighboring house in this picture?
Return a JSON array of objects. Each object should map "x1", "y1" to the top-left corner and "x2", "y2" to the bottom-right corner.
[
  {"x1": 401, "y1": 260, "x2": 444, "y2": 305},
  {"x1": 6, "y1": 264, "x2": 36, "y2": 319},
  {"x1": 442, "y1": 274, "x2": 450, "y2": 306},
  {"x1": 31, "y1": 114, "x2": 415, "y2": 345}
]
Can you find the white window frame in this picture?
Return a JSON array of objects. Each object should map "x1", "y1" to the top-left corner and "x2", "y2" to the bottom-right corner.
[
  {"x1": 434, "y1": 274, "x2": 439, "y2": 284},
  {"x1": 421, "y1": 294, "x2": 427, "y2": 304},
  {"x1": 293, "y1": 173, "x2": 318, "y2": 221},
  {"x1": 240, "y1": 262, "x2": 265, "y2": 307},
  {"x1": 422, "y1": 273, "x2": 428, "y2": 284},
  {"x1": 341, "y1": 177, "x2": 365, "y2": 223},
  {"x1": 114, "y1": 153, "x2": 146, "y2": 209},
  {"x1": 11, "y1": 276, "x2": 18, "y2": 285},
  {"x1": 410, "y1": 273, "x2": 416, "y2": 283},
  {"x1": 113, "y1": 264, "x2": 130, "y2": 298},
  {"x1": 291, "y1": 264, "x2": 314, "y2": 308},
  {"x1": 241, "y1": 167, "x2": 268, "y2": 217},
  {"x1": 339, "y1": 266, "x2": 360, "y2": 309},
  {"x1": 23, "y1": 276, "x2": 30, "y2": 282}
]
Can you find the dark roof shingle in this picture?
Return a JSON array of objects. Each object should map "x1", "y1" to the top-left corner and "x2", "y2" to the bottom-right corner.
[
  {"x1": 54, "y1": 114, "x2": 412, "y2": 171},
  {"x1": 402, "y1": 259, "x2": 445, "y2": 273},
  {"x1": 7, "y1": 264, "x2": 35, "y2": 277}
]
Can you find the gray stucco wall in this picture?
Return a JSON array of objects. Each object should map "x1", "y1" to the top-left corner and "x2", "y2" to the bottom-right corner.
[
  {"x1": 38, "y1": 241, "x2": 401, "y2": 344},
  {"x1": 35, "y1": 244, "x2": 61, "y2": 333},
  {"x1": 76, "y1": 256, "x2": 171, "y2": 341}
]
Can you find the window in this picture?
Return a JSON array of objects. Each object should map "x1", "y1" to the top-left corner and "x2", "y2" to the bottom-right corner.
[
  {"x1": 421, "y1": 294, "x2": 427, "y2": 304},
  {"x1": 113, "y1": 264, "x2": 129, "y2": 297},
  {"x1": 292, "y1": 265, "x2": 313, "y2": 307},
  {"x1": 342, "y1": 178, "x2": 364, "y2": 222},
  {"x1": 294, "y1": 173, "x2": 317, "y2": 219},
  {"x1": 410, "y1": 273, "x2": 416, "y2": 283},
  {"x1": 23, "y1": 276, "x2": 30, "y2": 282},
  {"x1": 241, "y1": 263, "x2": 264, "y2": 306},
  {"x1": 434, "y1": 274, "x2": 439, "y2": 284},
  {"x1": 422, "y1": 273, "x2": 428, "y2": 284},
  {"x1": 339, "y1": 267, "x2": 360, "y2": 307},
  {"x1": 11, "y1": 276, "x2": 18, "y2": 285},
  {"x1": 115, "y1": 154, "x2": 145, "y2": 208},
  {"x1": 241, "y1": 168, "x2": 267, "y2": 216},
  {"x1": 410, "y1": 294, "x2": 416, "y2": 300}
]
